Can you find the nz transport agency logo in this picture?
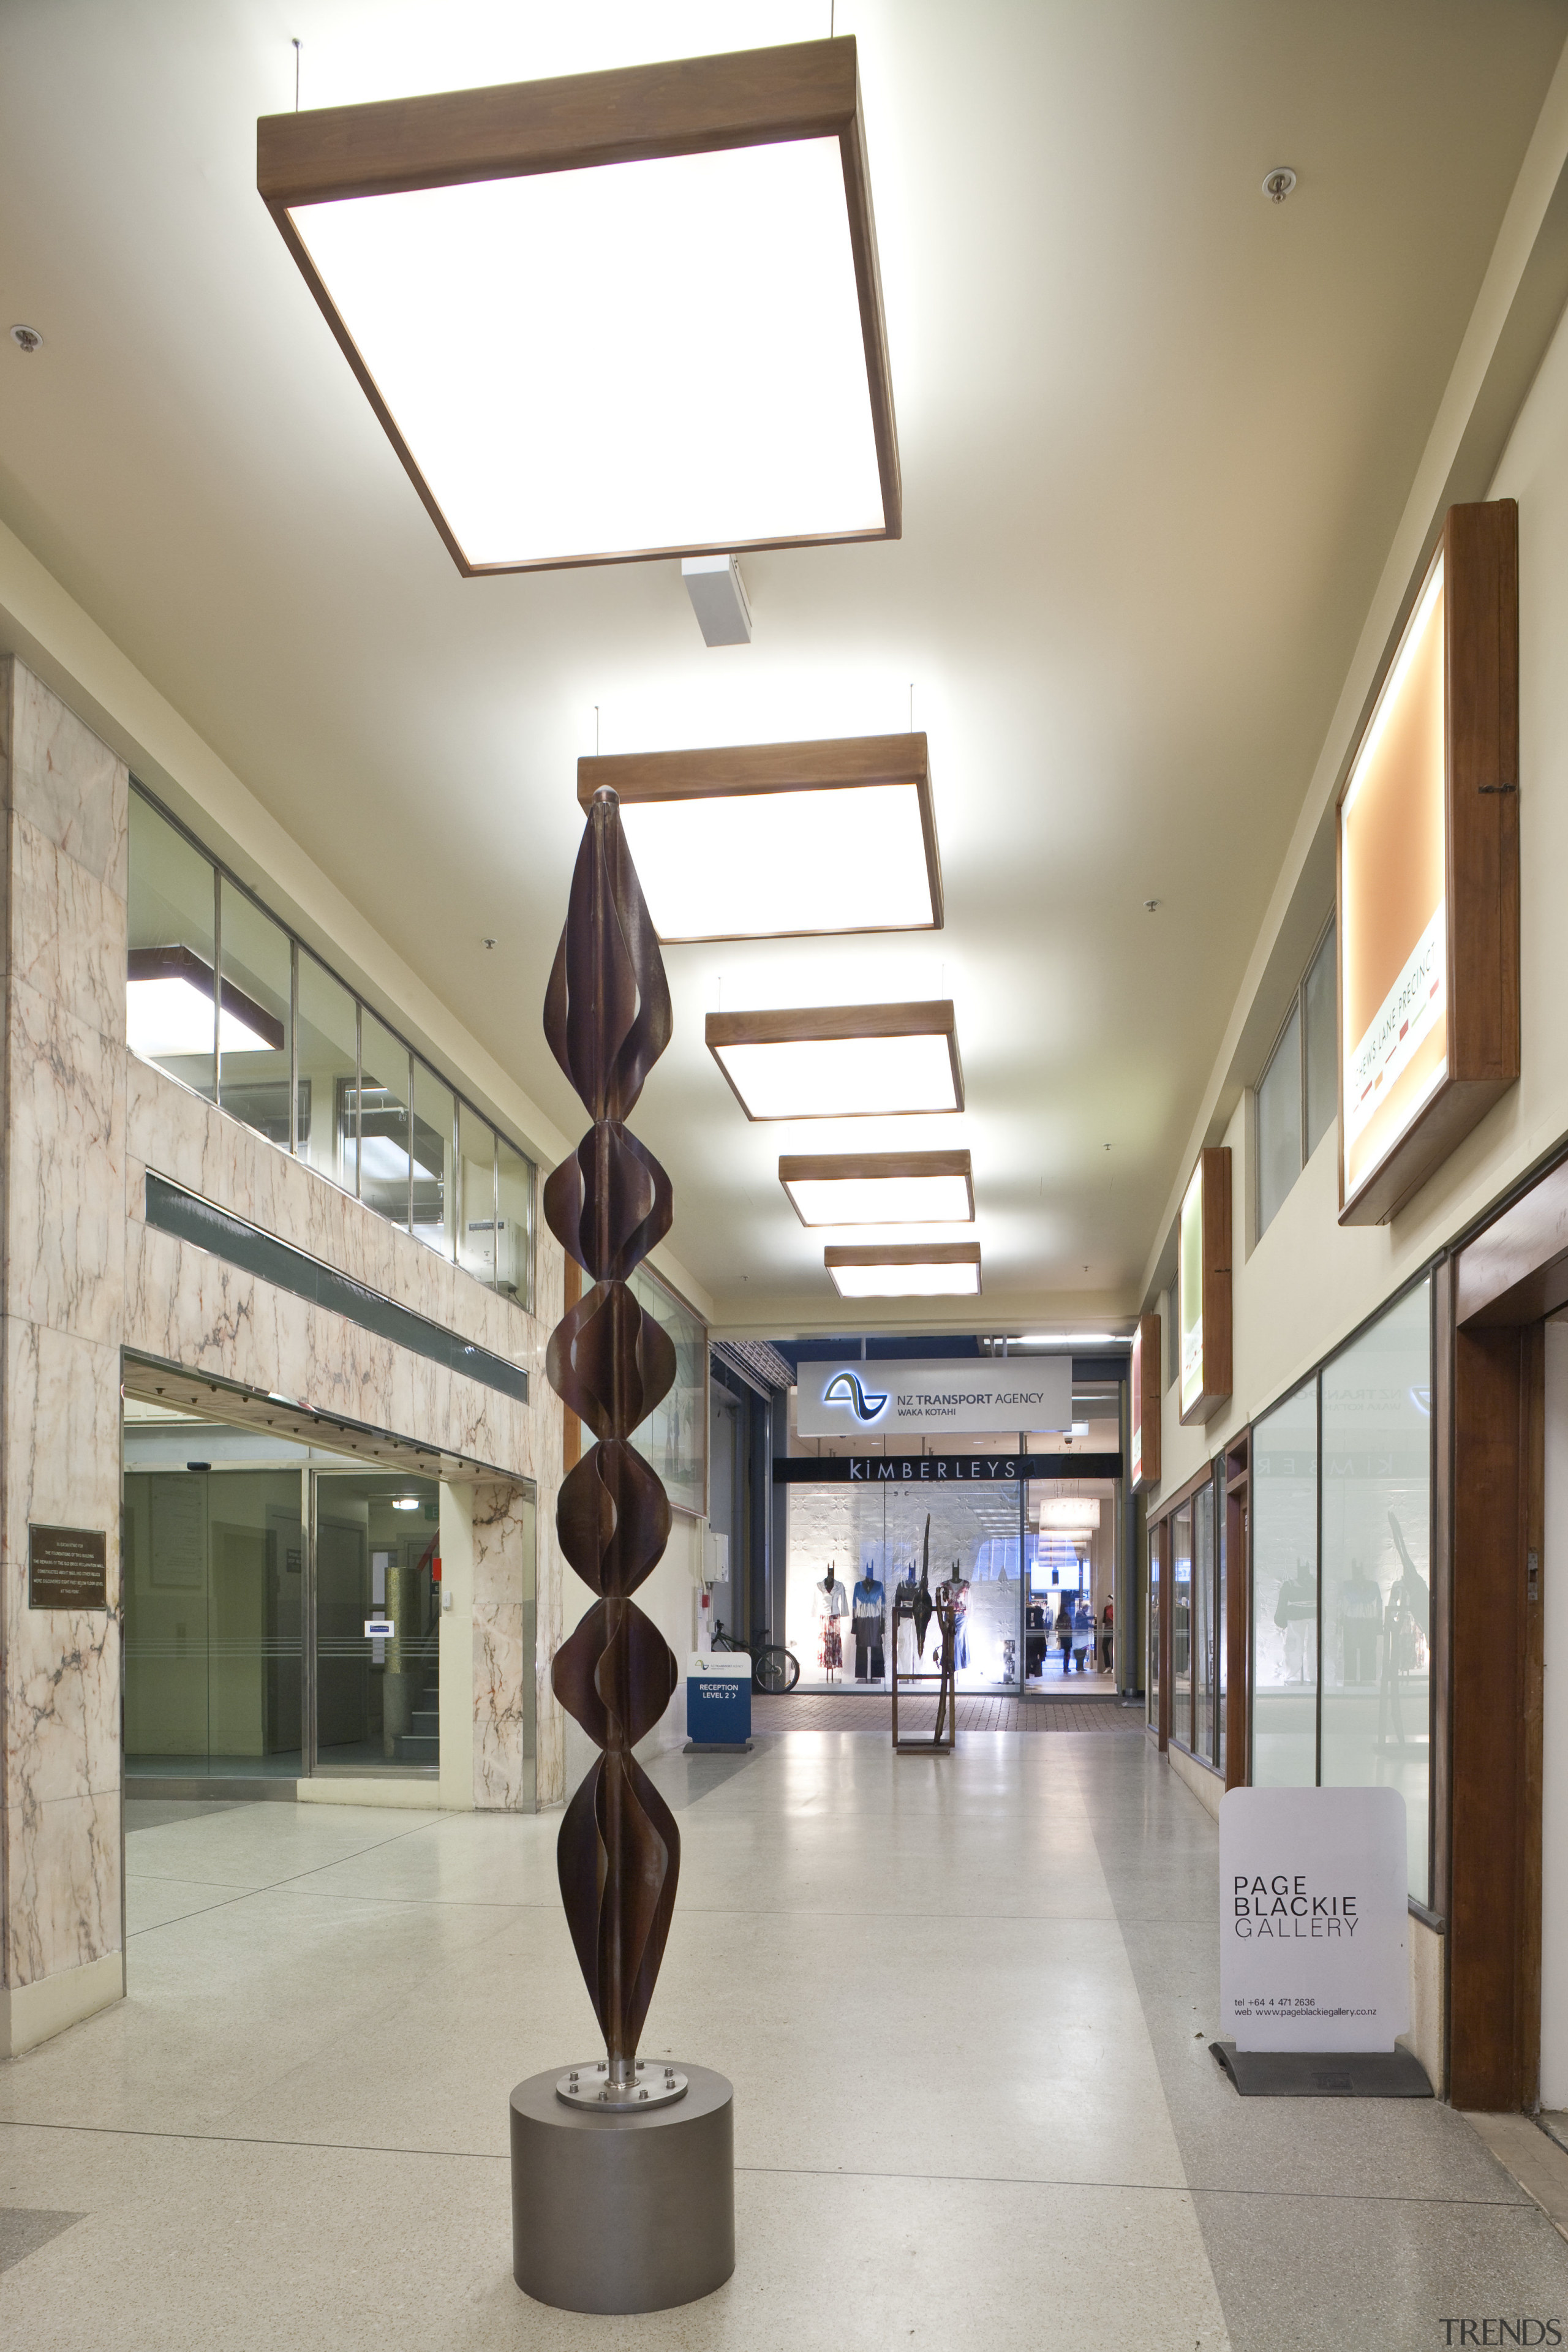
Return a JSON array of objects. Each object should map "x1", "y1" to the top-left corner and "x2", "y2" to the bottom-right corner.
[{"x1": 822, "y1": 1370, "x2": 891, "y2": 1427}]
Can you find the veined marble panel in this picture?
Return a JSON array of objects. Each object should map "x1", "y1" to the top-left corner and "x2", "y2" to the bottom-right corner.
[
  {"x1": 3, "y1": 1786, "x2": 120, "y2": 1989},
  {"x1": 6, "y1": 660, "x2": 127, "y2": 894},
  {"x1": 129, "y1": 1058, "x2": 540, "y2": 1376},
  {"x1": 473, "y1": 1602, "x2": 527, "y2": 1811},
  {"x1": 1, "y1": 1318, "x2": 124, "y2": 1559},
  {"x1": 125, "y1": 1220, "x2": 540, "y2": 1480},
  {"x1": 10, "y1": 810, "x2": 127, "y2": 1039},
  {"x1": 2, "y1": 1577, "x2": 120, "y2": 1809},
  {"x1": 7, "y1": 974, "x2": 126, "y2": 1342}
]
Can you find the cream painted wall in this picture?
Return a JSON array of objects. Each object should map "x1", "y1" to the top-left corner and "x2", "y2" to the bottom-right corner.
[{"x1": 1150, "y1": 280, "x2": 1568, "y2": 1499}]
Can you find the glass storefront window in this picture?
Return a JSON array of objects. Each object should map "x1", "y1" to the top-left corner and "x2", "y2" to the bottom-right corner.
[
  {"x1": 217, "y1": 876, "x2": 293, "y2": 1148},
  {"x1": 1170, "y1": 1503, "x2": 1193, "y2": 1747},
  {"x1": 1148, "y1": 1524, "x2": 1161, "y2": 1725},
  {"x1": 785, "y1": 1477, "x2": 1022, "y2": 1691},
  {"x1": 1217, "y1": 1483, "x2": 1231, "y2": 1778},
  {"x1": 127, "y1": 791, "x2": 217, "y2": 1102},
  {"x1": 412, "y1": 1063, "x2": 455, "y2": 1257},
  {"x1": 1193, "y1": 1480, "x2": 1216, "y2": 1763},
  {"x1": 296, "y1": 950, "x2": 358, "y2": 1194},
  {"x1": 1251, "y1": 1381, "x2": 1319, "y2": 1787},
  {"x1": 358, "y1": 1010, "x2": 413, "y2": 1230},
  {"x1": 629, "y1": 1268, "x2": 707, "y2": 1517},
  {"x1": 497, "y1": 1134, "x2": 535, "y2": 1308},
  {"x1": 1321, "y1": 1276, "x2": 1432, "y2": 1904},
  {"x1": 458, "y1": 1101, "x2": 497, "y2": 1286}
]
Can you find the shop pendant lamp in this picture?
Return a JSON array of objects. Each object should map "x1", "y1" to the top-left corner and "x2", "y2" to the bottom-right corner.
[
  {"x1": 541, "y1": 786, "x2": 682, "y2": 2088},
  {"x1": 707, "y1": 1001, "x2": 963, "y2": 1120},
  {"x1": 257, "y1": 38, "x2": 899, "y2": 572},
  {"x1": 578, "y1": 735, "x2": 941, "y2": 943}
]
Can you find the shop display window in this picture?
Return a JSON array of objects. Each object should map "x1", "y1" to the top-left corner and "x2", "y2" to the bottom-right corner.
[
  {"x1": 1251, "y1": 1379, "x2": 1319, "y2": 1788},
  {"x1": 1170, "y1": 1502, "x2": 1193, "y2": 1747},
  {"x1": 1193, "y1": 1479, "x2": 1216, "y2": 1763},
  {"x1": 628, "y1": 1267, "x2": 707, "y2": 1518},
  {"x1": 1320, "y1": 1276, "x2": 1431, "y2": 1905},
  {"x1": 785, "y1": 1478, "x2": 1024, "y2": 1690},
  {"x1": 1247, "y1": 1277, "x2": 1432, "y2": 1903}
]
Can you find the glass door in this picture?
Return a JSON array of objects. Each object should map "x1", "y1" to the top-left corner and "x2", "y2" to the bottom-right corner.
[
  {"x1": 312, "y1": 1469, "x2": 441, "y2": 1774},
  {"x1": 123, "y1": 1467, "x2": 304, "y2": 1781}
]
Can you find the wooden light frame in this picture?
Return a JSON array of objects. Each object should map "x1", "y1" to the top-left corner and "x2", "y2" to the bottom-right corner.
[
  {"x1": 705, "y1": 1000, "x2": 963, "y2": 1121},
  {"x1": 1129, "y1": 1311, "x2": 1161, "y2": 1491},
  {"x1": 778, "y1": 1148, "x2": 973, "y2": 1226},
  {"x1": 126, "y1": 944, "x2": 287, "y2": 1055},
  {"x1": 824, "y1": 1242, "x2": 981, "y2": 1295},
  {"x1": 1337, "y1": 500, "x2": 1519, "y2": 1226},
  {"x1": 1177, "y1": 1147, "x2": 1232, "y2": 1427},
  {"x1": 578, "y1": 733, "x2": 943, "y2": 939},
  {"x1": 257, "y1": 37, "x2": 900, "y2": 575}
]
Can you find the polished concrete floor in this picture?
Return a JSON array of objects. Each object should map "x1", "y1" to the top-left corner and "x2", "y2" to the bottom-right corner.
[{"x1": 4, "y1": 1728, "x2": 1568, "y2": 2347}]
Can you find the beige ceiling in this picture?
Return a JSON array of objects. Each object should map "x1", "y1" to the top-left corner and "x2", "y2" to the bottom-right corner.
[{"x1": 2, "y1": 0, "x2": 1565, "y2": 1338}]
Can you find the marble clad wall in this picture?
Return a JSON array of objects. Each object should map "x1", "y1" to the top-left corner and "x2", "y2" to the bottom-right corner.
[
  {"x1": 471, "y1": 1480, "x2": 534, "y2": 1811},
  {"x1": 0, "y1": 658, "x2": 129, "y2": 2008},
  {"x1": 125, "y1": 1052, "x2": 570, "y2": 1814}
]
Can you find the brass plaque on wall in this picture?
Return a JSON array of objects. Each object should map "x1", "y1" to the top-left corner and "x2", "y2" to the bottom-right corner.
[{"x1": 28, "y1": 1523, "x2": 108, "y2": 1610}]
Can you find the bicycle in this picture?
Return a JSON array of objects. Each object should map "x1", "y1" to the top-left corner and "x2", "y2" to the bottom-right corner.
[{"x1": 712, "y1": 1618, "x2": 801, "y2": 1695}]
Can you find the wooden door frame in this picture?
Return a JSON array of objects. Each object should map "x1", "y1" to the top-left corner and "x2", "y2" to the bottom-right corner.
[{"x1": 1446, "y1": 1155, "x2": 1565, "y2": 2110}]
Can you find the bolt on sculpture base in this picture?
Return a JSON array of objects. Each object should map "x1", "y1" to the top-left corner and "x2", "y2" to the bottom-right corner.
[
  {"x1": 514, "y1": 785, "x2": 734, "y2": 2312},
  {"x1": 511, "y1": 2065, "x2": 735, "y2": 2313}
]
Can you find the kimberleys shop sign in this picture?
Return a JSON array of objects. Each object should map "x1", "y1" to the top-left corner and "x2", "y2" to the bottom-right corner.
[
  {"x1": 1219, "y1": 1786, "x2": 1409, "y2": 2053},
  {"x1": 796, "y1": 1357, "x2": 1072, "y2": 1438}
]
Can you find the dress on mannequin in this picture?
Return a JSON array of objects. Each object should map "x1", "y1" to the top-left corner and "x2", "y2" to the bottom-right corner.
[
  {"x1": 813, "y1": 1567, "x2": 849, "y2": 1678},
  {"x1": 851, "y1": 1567, "x2": 886, "y2": 1680}
]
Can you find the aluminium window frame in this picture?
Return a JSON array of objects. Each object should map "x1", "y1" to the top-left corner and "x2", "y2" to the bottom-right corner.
[
  {"x1": 130, "y1": 777, "x2": 536, "y2": 1309},
  {"x1": 1254, "y1": 910, "x2": 1336, "y2": 1242}
]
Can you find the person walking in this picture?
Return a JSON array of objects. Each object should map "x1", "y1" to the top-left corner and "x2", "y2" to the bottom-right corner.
[
  {"x1": 1072, "y1": 1597, "x2": 1094, "y2": 1674},
  {"x1": 1056, "y1": 1594, "x2": 1076, "y2": 1676},
  {"x1": 1100, "y1": 1596, "x2": 1115, "y2": 1674}
]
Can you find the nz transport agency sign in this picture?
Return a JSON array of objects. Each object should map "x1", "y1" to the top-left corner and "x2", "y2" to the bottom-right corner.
[{"x1": 1219, "y1": 1786, "x2": 1409, "y2": 2052}]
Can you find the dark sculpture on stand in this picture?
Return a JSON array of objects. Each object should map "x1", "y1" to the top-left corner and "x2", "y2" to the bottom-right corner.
[
  {"x1": 510, "y1": 787, "x2": 734, "y2": 2316},
  {"x1": 542, "y1": 784, "x2": 680, "y2": 2092}
]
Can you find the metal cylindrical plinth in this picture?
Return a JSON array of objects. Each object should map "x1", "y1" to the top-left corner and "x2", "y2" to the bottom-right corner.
[{"x1": 510, "y1": 2063, "x2": 734, "y2": 2313}]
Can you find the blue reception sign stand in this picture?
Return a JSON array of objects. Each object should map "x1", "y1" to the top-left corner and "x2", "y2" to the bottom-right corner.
[{"x1": 685, "y1": 1654, "x2": 752, "y2": 1751}]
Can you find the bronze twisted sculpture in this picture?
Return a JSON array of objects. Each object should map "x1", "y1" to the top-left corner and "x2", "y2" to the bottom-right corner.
[{"x1": 543, "y1": 786, "x2": 680, "y2": 2092}]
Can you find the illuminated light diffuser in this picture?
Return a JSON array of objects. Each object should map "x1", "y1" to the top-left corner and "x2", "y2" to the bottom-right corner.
[
  {"x1": 780, "y1": 1149, "x2": 973, "y2": 1226},
  {"x1": 825, "y1": 1242, "x2": 981, "y2": 1298},
  {"x1": 706, "y1": 1002, "x2": 962, "y2": 1121},
  {"x1": 257, "y1": 39, "x2": 899, "y2": 573},
  {"x1": 579, "y1": 736, "x2": 941, "y2": 943},
  {"x1": 126, "y1": 946, "x2": 284, "y2": 1060}
]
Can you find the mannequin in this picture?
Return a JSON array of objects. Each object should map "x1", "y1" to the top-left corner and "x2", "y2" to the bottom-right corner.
[
  {"x1": 813, "y1": 1560, "x2": 848, "y2": 1681},
  {"x1": 851, "y1": 1555, "x2": 886, "y2": 1682}
]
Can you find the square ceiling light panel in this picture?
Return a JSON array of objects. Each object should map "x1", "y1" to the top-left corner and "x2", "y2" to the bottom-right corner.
[
  {"x1": 826, "y1": 1243, "x2": 981, "y2": 1298},
  {"x1": 580, "y1": 735, "x2": 940, "y2": 942},
  {"x1": 257, "y1": 39, "x2": 899, "y2": 572},
  {"x1": 127, "y1": 946, "x2": 285, "y2": 1060},
  {"x1": 707, "y1": 1002, "x2": 963, "y2": 1121},
  {"x1": 780, "y1": 1150, "x2": 973, "y2": 1226}
]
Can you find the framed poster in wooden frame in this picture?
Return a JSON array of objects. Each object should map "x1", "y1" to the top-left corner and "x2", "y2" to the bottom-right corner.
[{"x1": 1337, "y1": 499, "x2": 1518, "y2": 1226}]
